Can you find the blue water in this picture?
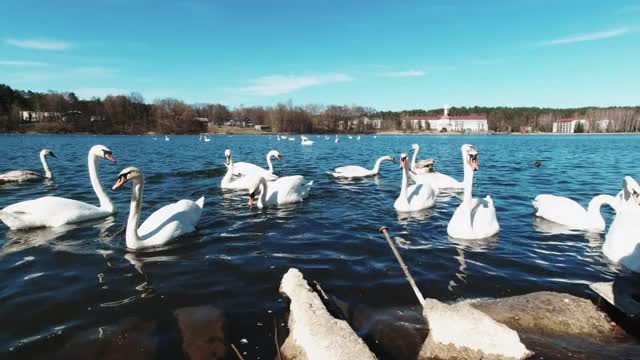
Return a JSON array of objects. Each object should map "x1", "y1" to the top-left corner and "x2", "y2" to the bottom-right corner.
[{"x1": 0, "y1": 134, "x2": 638, "y2": 359}]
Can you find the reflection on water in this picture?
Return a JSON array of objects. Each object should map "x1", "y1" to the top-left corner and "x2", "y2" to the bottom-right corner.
[{"x1": 1, "y1": 134, "x2": 640, "y2": 358}]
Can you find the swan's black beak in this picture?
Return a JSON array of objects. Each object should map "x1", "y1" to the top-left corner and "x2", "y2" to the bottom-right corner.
[
  {"x1": 112, "y1": 174, "x2": 128, "y2": 190},
  {"x1": 50, "y1": 152, "x2": 57, "y2": 158},
  {"x1": 469, "y1": 154, "x2": 479, "y2": 171},
  {"x1": 225, "y1": 155, "x2": 231, "y2": 166}
]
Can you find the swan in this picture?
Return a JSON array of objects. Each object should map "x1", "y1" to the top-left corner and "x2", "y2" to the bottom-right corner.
[
  {"x1": 165, "y1": 135, "x2": 170, "y2": 141},
  {"x1": 447, "y1": 144, "x2": 500, "y2": 239},
  {"x1": 616, "y1": 176, "x2": 640, "y2": 207},
  {"x1": 112, "y1": 167, "x2": 204, "y2": 250},
  {"x1": 335, "y1": 135, "x2": 340, "y2": 143},
  {"x1": 330, "y1": 155, "x2": 394, "y2": 179},
  {"x1": 301, "y1": 135, "x2": 314, "y2": 146},
  {"x1": 288, "y1": 137, "x2": 295, "y2": 141},
  {"x1": 325, "y1": 136, "x2": 330, "y2": 140},
  {"x1": 0, "y1": 145, "x2": 116, "y2": 230},
  {"x1": 532, "y1": 194, "x2": 620, "y2": 232},
  {"x1": 221, "y1": 149, "x2": 260, "y2": 190},
  {"x1": 231, "y1": 149, "x2": 280, "y2": 181},
  {"x1": 356, "y1": 135, "x2": 361, "y2": 140},
  {"x1": 348, "y1": 135, "x2": 353, "y2": 139},
  {"x1": 203, "y1": 135, "x2": 211, "y2": 142},
  {"x1": 603, "y1": 177, "x2": 640, "y2": 272},
  {"x1": 247, "y1": 176, "x2": 313, "y2": 208},
  {"x1": 394, "y1": 153, "x2": 438, "y2": 212},
  {"x1": 409, "y1": 144, "x2": 463, "y2": 190},
  {"x1": 0, "y1": 149, "x2": 57, "y2": 183}
]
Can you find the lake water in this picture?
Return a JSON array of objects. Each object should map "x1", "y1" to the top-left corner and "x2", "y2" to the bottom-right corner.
[{"x1": 1, "y1": 134, "x2": 639, "y2": 359}]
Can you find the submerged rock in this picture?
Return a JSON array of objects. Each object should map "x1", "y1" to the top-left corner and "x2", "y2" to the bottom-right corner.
[
  {"x1": 279, "y1": 268, "x2": 375, "y2": 360},
  {"x1": 174, "y1": 306, "x2": 227, "y2": 360}
]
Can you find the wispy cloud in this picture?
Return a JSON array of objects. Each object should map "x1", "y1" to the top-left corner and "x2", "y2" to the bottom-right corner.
[
  {"x1": 238, "y1": 74, "x2": 352, "y2": 96},
  {"x1": 539, "y1": 27, "x2": 631, "y2": 46},
  {"x1": 0, "y1": 60, "x2": 48, "y2": 67},
  {"x1": 378, "y1": 70, "x2": 426, "y2": 78},
  {"x1": 6, "y1": 38, "x2": 72, "y2": 50}
]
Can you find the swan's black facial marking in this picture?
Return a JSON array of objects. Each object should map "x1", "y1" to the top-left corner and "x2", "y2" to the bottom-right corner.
[
  {"x1": 103, "y1": 149, "x2": 116, "y2": 163},
  {"x1": 112, "y1": 171, "x2": 132, "y2": 190},
  {"x1": 49, "y1": 151, "x2": 57, "y2": 158},
  {"x1": 248, "y1": 192, "x2": 256, "y2": 206},
  {"x1": 468, "y1": 153, "x2": 479, "y2": 171}
]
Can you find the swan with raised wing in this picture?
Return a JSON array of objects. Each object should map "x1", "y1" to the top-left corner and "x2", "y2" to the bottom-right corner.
[
  {"x1": 394, "y1": 153, "x2": 438, "y2": 212},
  {"x1": 330, "y1": 155, "x2": 394, "y2": 179},
  {"x1": 0, "y1": 149, "x2": 57, "y2": 183},
  {"x1": 232, "y1": 149, "x2": 281, "y2": 181},
  {"x1": 0, "y1": 145, "x2": 116, "y2": 230},
  {"x1": 410, "y1": 144, "x2": 463, "y2": 190},
  {"x1": 112, "y1": 167, "x2": 204, "y2": 250},
  {"x1": 447, "y1": 144, "x2": 499, "y2": 239},
  {"x1": 603, "y1": 176, "x2": 640, "y2": 273},
  {"x1": 247, "y1": 176, "x2": 313, "y2": 208}
]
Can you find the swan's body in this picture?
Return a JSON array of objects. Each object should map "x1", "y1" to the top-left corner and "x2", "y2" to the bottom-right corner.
[
  {"x1": 248, "y1": 176, "x2": 313, "y2": 208},
  {"x1": 601, "y1": 176, "x2": 640, "y2": 272},
  {"x1": 221, "y1": 149, "x2": 261, "y2": 190},
  {"x1": 348, "y1": 135, "x2": 353, "y2": 139},
  {"x1": 394, "y1": 153, "x2": 438, "y2": 212},
  {"x1": 232, "y1": 150, "x2": 280, "y2": 181},
  {"x1": 0, "y1": 149, "x2": 57, "y2": 183},
  {"x1": 288, "y1": 137, "x2": 295, "y2": 141},
  {"x1": 112, "y1": 167, "x2": 204, "y2": 250},
  {"x1": 203, "y1": 135, "x2": 211, "y2": 142},
  {"x1": 447, "y1": 144, "x2": 499, "y2": 239},
  {"x1": 410, "y1": 144, "x2": 463, "y2": 189},
  {"x1": 330, "y1": 155, "x2": 393, "y2": 179},
  {"x1": 165, "y1": 135, "x2": 170, "y2": 141},
  {"x1": 301, "y1": 135, "x2": 314, "y2": 146},
  {"x1": 0, "y1": 145, "x2": 116, "y2": 230},
  {"x1": 532, "y1": 194, "x2": 619, "y2": 232}
]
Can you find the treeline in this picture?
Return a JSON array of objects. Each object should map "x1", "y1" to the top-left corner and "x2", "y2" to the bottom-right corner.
[{"x1": 1, "y1": 83, "x2": 639, "y2": 134}]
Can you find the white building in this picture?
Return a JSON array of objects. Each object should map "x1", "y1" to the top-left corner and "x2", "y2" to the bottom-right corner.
[
  {"x1": 404, "y1": 106, "x2": 488, "y2": 132},
  {"x1": 552, "y1": 118, "x2": 589, "y2": 133}
]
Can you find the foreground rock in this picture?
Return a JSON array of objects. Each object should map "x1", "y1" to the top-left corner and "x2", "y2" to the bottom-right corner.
[
  {"x1": 279, "y1": 268, "x2": 375, "y2": 360},
  {"x1": 418, "y1": 299, "x2": 532, "y2": 360},
  {"x1": 174, "y1": 306, "x2": 227, "y2": 360}
]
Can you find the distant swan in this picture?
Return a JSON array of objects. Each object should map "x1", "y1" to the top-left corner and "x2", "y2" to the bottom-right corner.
[
  {"x1": 301, "y1": 135, "x2": 314, "y2": 146},
  {"x1": 165, "y1": 135, "x2": 170, "y2": 141},
  {"x1": 410, "y1": 144, "x2": 463, "y2": 190},
  {"x1": 248, "y1": 176, "x2": 313, "y2": 208},
  {"x1": 335, "y1": 135, "x2": 340, "y2": 143},
  {"x1": 532, "y1": 194, "x2": 620, "y2": 232},
  {"x1": 232, "y1": 149, "x2": 281, "y2": 181},
  {"x1": 112, "y1": 167, "x2": 204, "y2": 250},
  {"x1": 0, "y1": 145, "x2": 116, "y2": 230},
  {"x1": 330, "y1": 155, "x2": 394, "y2": 179},
  {"x1": 447, "y1": 144, "x2": 499, "y2": 239},
  {"x1": 394, "y1": 153, "x2": 438, "y2": 212},
  {"x1": 0, "y1": 149, "x2": 57, "y2": 183},
  {"x1": 603, "y1": 177, "x2": 640, "y2": 273}
]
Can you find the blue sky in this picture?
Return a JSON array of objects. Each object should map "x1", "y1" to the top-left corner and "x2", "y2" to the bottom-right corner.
[{"x1": 1, "y1": 0, "x2": 639, "y2": 110}]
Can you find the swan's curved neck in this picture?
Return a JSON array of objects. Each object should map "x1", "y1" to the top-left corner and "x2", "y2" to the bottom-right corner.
[
  {"x1": 125, "y1": 177, "x2": 145, "y2": 249},
  {"x1": 372, "y1": 157, "x2": 386, "y2": 174},
  {"x1": 587, "y1": 194, "x2": 618, "y2": 225},
  {"x1": 411, "y1": 147, "x2": 419, "y2": 170},
  {"x1": 400, "y1": 164, "x2": 409, "y2": 202},
  {"x1": 462, "y1": 154, "x2": 474, "y2": 205},
  {"x1": 266, "y1": 153, "x2": 274, "y2": 173},
  {"x1": 40, "y1": 153, "x2": 52, "y2": 179},
  {"x1": 257, "y1": 177, "x2": 268, "y2": 207},
  {"x1": 88, "y1": 153, "x2": 113, "y2": 211}
]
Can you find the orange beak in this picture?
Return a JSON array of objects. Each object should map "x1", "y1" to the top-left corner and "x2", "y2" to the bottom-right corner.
[
  {"x1": 248, "y1": 193, "x2": 255, "y2": 207},
  {"x1": 104, "y1": 154, "x2": 116, "y2": 163},
  {"x1": 112, "y1": 175, "x2": 127, "y2": 190}
]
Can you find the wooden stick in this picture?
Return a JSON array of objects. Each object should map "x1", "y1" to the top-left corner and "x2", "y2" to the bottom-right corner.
[
  {"x1": 231, "y1": 343, "x2": 245, "y2": 360},
  {"x1": 379, "y1": 226, "x2": 426, "y2": 306},
  {"x1": 274, "y1": 316, "x2": 282, "y2": 360}
]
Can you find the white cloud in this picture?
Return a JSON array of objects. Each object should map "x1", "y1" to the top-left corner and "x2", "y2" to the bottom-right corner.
[
  {"x1": 6, "y1": 38, "x2": 72, "y2": 50},
  {"x1": 539, "y1": 27, "x2": 631, "y2": 46},
  {"x1": 74, "y1": 87, "x2": 130, "y2": 99},
  {"x1": 0, "y1": 60, "x2": 48, "y2": 67},
  {"x1": 378, "y1": 70, "x2": 426, "y2": 77},
  {"x1": 238, "y1": 74, "x2": 352, "y2": 96}
]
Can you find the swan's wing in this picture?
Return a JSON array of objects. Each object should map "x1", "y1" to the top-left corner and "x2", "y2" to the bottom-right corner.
[
  {"x1": 233, "y1": 162, "x2": 278, "y2": 180},
  {"x1": 138, "y1": 197, "x2": 205, "y2": 241},
  {"x1": 333, "y1": 165, "x2": 368, "y2": 177},
  {"x1": 1, "y1": 196, "x2": 104, "y2": 229},
  {"x1": 269, "y1": 176, "x2": 308, "y2": 204},
  {"x1": 433, "y1": 172, "x2": 463, "y2": 189},
  {"x1": 532, "y1": 194, "x2": 587, "y2": 228},
  {"x1": 0, "y1": 170, "x2": 42, "y2": 183}
]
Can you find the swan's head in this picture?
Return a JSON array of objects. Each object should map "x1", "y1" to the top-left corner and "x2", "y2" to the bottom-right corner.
[
  {"x1": 224, "y1": 149, "x2": 232, "y2": 166},
  {"x1": 416, "y1": 159, "x2": 436, "y2": 173},
  {"x1": 269, "y1": 150, "x2": 282, "y2": 161},
  {"x1": 112, "y1": 167, "x2": 143, "y2": 190},
  {"x1": 399, "y1": 153, "x2": 409, "y2": 169},
  {"x1": 623, "y1": 176, "x2": 640, "y2": 205},
  {"x1": 462, "y1": 144, "x2": 479, "y2": 171},
  {"x1": 40, "y1": 149, "x2": 57, "y2": 158},
  {"x1": 247, "y1": 177, "x2": 265, "y2": 207},
  {"x1": 382, "y1": 155, "x2": 394, "y2": 163},
  {"x1": 90, "y1": 145, "x2": 116, "y2": 163},
  {"x1": 410, "y1": 144, "x2": 419, "y2": 152}
]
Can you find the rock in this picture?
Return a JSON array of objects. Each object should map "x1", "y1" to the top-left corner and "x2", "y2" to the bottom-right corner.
[
  {"x1": 469, "y1": 291, "x2": 621, "y2": 340},
  {"x1": 590, "y1": 281, "x2": 640, "y2": 319},
  {"x1": 418, "y1": 299, "x2": 532, "y2": 360},
  {"x1": 279, "y1": 268, "x2": 375, "y2": 360},
  {"x1": 174, "y1": 306, "x2": 227, "y2": 360}
]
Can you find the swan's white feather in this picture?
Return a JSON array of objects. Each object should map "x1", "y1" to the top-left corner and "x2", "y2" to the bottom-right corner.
[
  {"x1": 134, "y1": 196, "x2": 205, "y2": 248},
  {"x1": 0, "y1": 170, "x2": 43, "y2": 183},
  {"x1": 0, "y1": 196, "x2": 110, "y2": 229},
  {"x1": 532, "y1": 194, "x2": 590, "y2": 229},
  {"x1": 233, "y1": 162, "x2": 278, "y2": 181},
  {"x1": 447, "y1": 196, "x2": 500, "y2": 239}
]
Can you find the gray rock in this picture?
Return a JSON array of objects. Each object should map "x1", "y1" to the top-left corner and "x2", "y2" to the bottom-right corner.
[{"x1": 174, "y1": 305, "x2": 227, "y2": 360}]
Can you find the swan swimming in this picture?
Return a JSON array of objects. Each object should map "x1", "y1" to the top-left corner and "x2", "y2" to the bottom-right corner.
[
  {"x1": 301, "y1": 135, "x2": 314, "y2": 146},
  {"x1": 330, "y1": 155, "x2": 394, "y2": 179},
  {"x1": 221, "y1": 149, "x2": 261, "y2": 190},
  {"x1": 335, "y1": 135, "x2": 340, "y2": 143},
  {"x1": 0, "y1": 149, "x2": 57, "y2": 183},
  {"x1": 532, "y1": 194, "x2": 620, "y2": 232},
  {"x1": 247, "y1": 176, "x2": 313, "y2": 208},
  {"x1": 394, "y1": 153, "x2": 438, "y2": 212},
  {"x1": 231, "y1": 149, "x2": 281, "y2": 181},
  {"x1": 0, "y1": 145, "x2": 116, "y2": 230},
  {"x1": 112, "y1": 167, "x2": 205, "y2": 250},
  {"x1": 447, "y1": 144, "x2": 500, "y2": 239},
  {"x1": 409, "y1": 144, "x2": 463, "y2": 190},
  {"x1": 602, "y1": 177, "x2": 640, "y2": 273}
]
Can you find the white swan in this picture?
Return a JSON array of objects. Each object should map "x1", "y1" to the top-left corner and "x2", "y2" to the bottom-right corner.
[
  {"x1": 231, "y1": 149, "x2": 280, "y2": 181},
  {"x1": 221, "y1": 149, "x2": 259, "y2": 190},
  {"x1": 447, "y1": 144, "x2": 499, "y2": 239},
  {"x1": 301, "y1": 135, "x2": 314, "y2": 146},
  {"x1": 288, "y1": 137, "x2": 295, "y2": 141},
  {"x1": 532, "y1": 194, "x2": 620, "y2": 232},
  {"x1": 616, "y1": 176, "x2": 640, "y2": 207},
  {"x1": 0, "y1": 145, "x2": 116, "y2": 230},
  {"x1": 394, "y1": 153, "x2": 438, "y2": 212},
  {"x1": 203, "y1": 135, "x2": 211, "y2": 142},
  {"x1": 247, "y1": 176, "x2": 313, "y2": 208},
  {"x1": 0, "y1": 149, "x2": 57, "y2": 183},
  {"x1": 330, "y1": 155, "x2": 394, "y2": 179},
  {"x1": 601, "y1": 176, "x2": 640, "y2": 272},
  {"x1": 165, "y1": 135, "x2": 170, "y2": 141},
  {"x1": 335, "y1": 135, "x2": 340, "y2": 143},
  {"x1": 112, "y1": 167, "x2": 204, "y2": 250},
  {"x1": 410, "y1": 144, "x2": 463, "y2": 190}
]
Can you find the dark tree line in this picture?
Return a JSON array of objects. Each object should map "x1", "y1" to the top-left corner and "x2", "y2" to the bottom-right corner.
[{"x1": 2, "y1": 83, "x2": 639, "y2": 134}]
